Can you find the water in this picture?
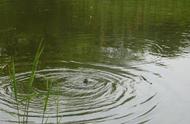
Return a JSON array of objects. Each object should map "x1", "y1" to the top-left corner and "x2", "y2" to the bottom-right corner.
[{"x1": 0, "y1": 0, "x2": 190, "y2": 124}]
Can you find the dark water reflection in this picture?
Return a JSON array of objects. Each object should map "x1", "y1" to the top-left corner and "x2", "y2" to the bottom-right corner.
[{"x1": 0, "y1": 0, "x2": 190, "y2": 124}]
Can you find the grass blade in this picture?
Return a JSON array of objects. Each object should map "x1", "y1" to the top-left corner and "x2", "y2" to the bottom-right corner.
[
  {"x1": 9, "y1": 58, "x2": 20, "y2": 123},
  {"x1": 9, "y1": 59, "x2": 18, "y2": 100},
  {"x1": 42, "y1": 80, "x2": 52, "y2": 124},
  {"x1": 29, "y1": 39, "x2": 44, "y2": 92}
]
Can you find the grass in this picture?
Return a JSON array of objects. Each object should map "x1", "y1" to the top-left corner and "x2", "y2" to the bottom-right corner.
[
  {"x1": 9, "y1": 40, "x2": 45, "y2": 124},
  {"x1": 29, "y1": 39, "x2": 45, "y2": 93},
  {"x1": 5, "y1": 40, "x2": 63, "y2": 124},
  {"x1": 42, "y1": 80, "x2": 52, "y2": 124},
  {"x1": 9, "y1": 58, "x2": 20, "y2": 123},
  {"x1": 22, "y1": 93, "x2": 37, "y2": 124},
  {"x1": 9, "y1": 58, "x2": 18, "y2": 101},
  {"x1": 8, "y1": 40, "x2": 63, "y2": 124}
]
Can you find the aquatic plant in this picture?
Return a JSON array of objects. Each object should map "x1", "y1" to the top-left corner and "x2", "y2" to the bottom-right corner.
[
  {"x1": 9, "y1": 59, "x2": 18, "y2": 101},
  {"x1": 42, "y1": 80, "x2": 52, "y2": 124},
  {"x1": 22, "y1": 93, "x2": 36, "y2": 124},
  {"x1": 9, "y1": 59, "x2": 20, "y2": 123},
  {"x1": 29, "y1": 39, "x2": 44, "y2": 92},
  {"x1": 9, "y1": 40, "x2": 44, "y2": 124}
]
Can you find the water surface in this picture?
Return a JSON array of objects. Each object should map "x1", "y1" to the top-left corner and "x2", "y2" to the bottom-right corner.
[{"x1": 0, "y1": 0, "x2": 190, "y2": 124}]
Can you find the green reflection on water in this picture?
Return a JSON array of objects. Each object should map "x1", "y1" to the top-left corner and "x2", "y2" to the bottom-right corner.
[
  {"x1": 0, "y1": 0, "x2": 190, "y2": 64},
  {"x1": 0, "y1": 0, "x2": 190, "y2": 124}
]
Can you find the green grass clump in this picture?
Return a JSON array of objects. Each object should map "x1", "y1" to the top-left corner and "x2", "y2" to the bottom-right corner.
[{"x1": 9, "y1": 40, "x2": 45, "y2": 124}]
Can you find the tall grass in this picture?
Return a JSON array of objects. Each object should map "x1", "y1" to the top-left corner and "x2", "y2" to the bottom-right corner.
[
  {"x1": 9, "y1": 58, "x2": 20, "y2": 123},
  {"x1": 23, "y1": 93, "x2": 36, "y2": 124},
  {"x1": 42, "y1": 80, "x2": 52, "y2": 124},
  {"x1": 9, "y1": 59, "x2": 18, "y2": 100},
  {"x1": 29, "y1": 39, "x2": 44, "y2": 92},
  {"x1": 9, "y1": 40, "x2": 44, "y2": 124}
]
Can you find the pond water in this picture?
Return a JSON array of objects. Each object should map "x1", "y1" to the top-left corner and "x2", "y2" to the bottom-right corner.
[{"x1": 0, "y1": 0, "x2": 190, "y2": 124}]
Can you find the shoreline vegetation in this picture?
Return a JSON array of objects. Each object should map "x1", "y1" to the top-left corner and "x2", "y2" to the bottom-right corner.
[{"x1": 8, "y1": 40, "x2": 60, "y2": 124}]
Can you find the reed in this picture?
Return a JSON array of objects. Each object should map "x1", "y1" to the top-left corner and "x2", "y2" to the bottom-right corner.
[
  {"x1": 42, "y1": 80, "x2": 52, "y2": 124},
  {"x1": 9, "y1": 59, "x2": 18, "y2": 100},
  {"x1": 23, "y1": 93, "x2": 36, "y2": 124},
  {"x1": 9, "y1": 58, "x2": 21, "y2": 124},
  {"x1": 29, "y1": 39, "x2": 44, "y2": 92},
  {"x1": 9, "y1": 40, "x2": 44, "y2": 124}
]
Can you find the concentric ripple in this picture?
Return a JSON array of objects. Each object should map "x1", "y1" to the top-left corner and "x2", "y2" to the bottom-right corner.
[{"x1": 0, "y1": 61, "x2": 157, "y2": 124}]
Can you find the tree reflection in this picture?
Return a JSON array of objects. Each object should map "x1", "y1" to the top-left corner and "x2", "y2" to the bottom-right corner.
[{"x1": 0, "y1": 0, "x2": 190, "y2": 64}]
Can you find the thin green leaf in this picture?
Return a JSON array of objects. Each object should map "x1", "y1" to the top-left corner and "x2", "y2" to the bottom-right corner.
[
  {"x1": 29, "y1": 39, "x2": 44, "y2": 92},
  {"x1": 42, "y1": 80, "x2": 52, "y2": 124}
]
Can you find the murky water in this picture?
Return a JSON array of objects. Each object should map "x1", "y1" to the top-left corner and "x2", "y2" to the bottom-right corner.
[{"x1": 0, "y1": 0, "x2": 190, "y2": 124}]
